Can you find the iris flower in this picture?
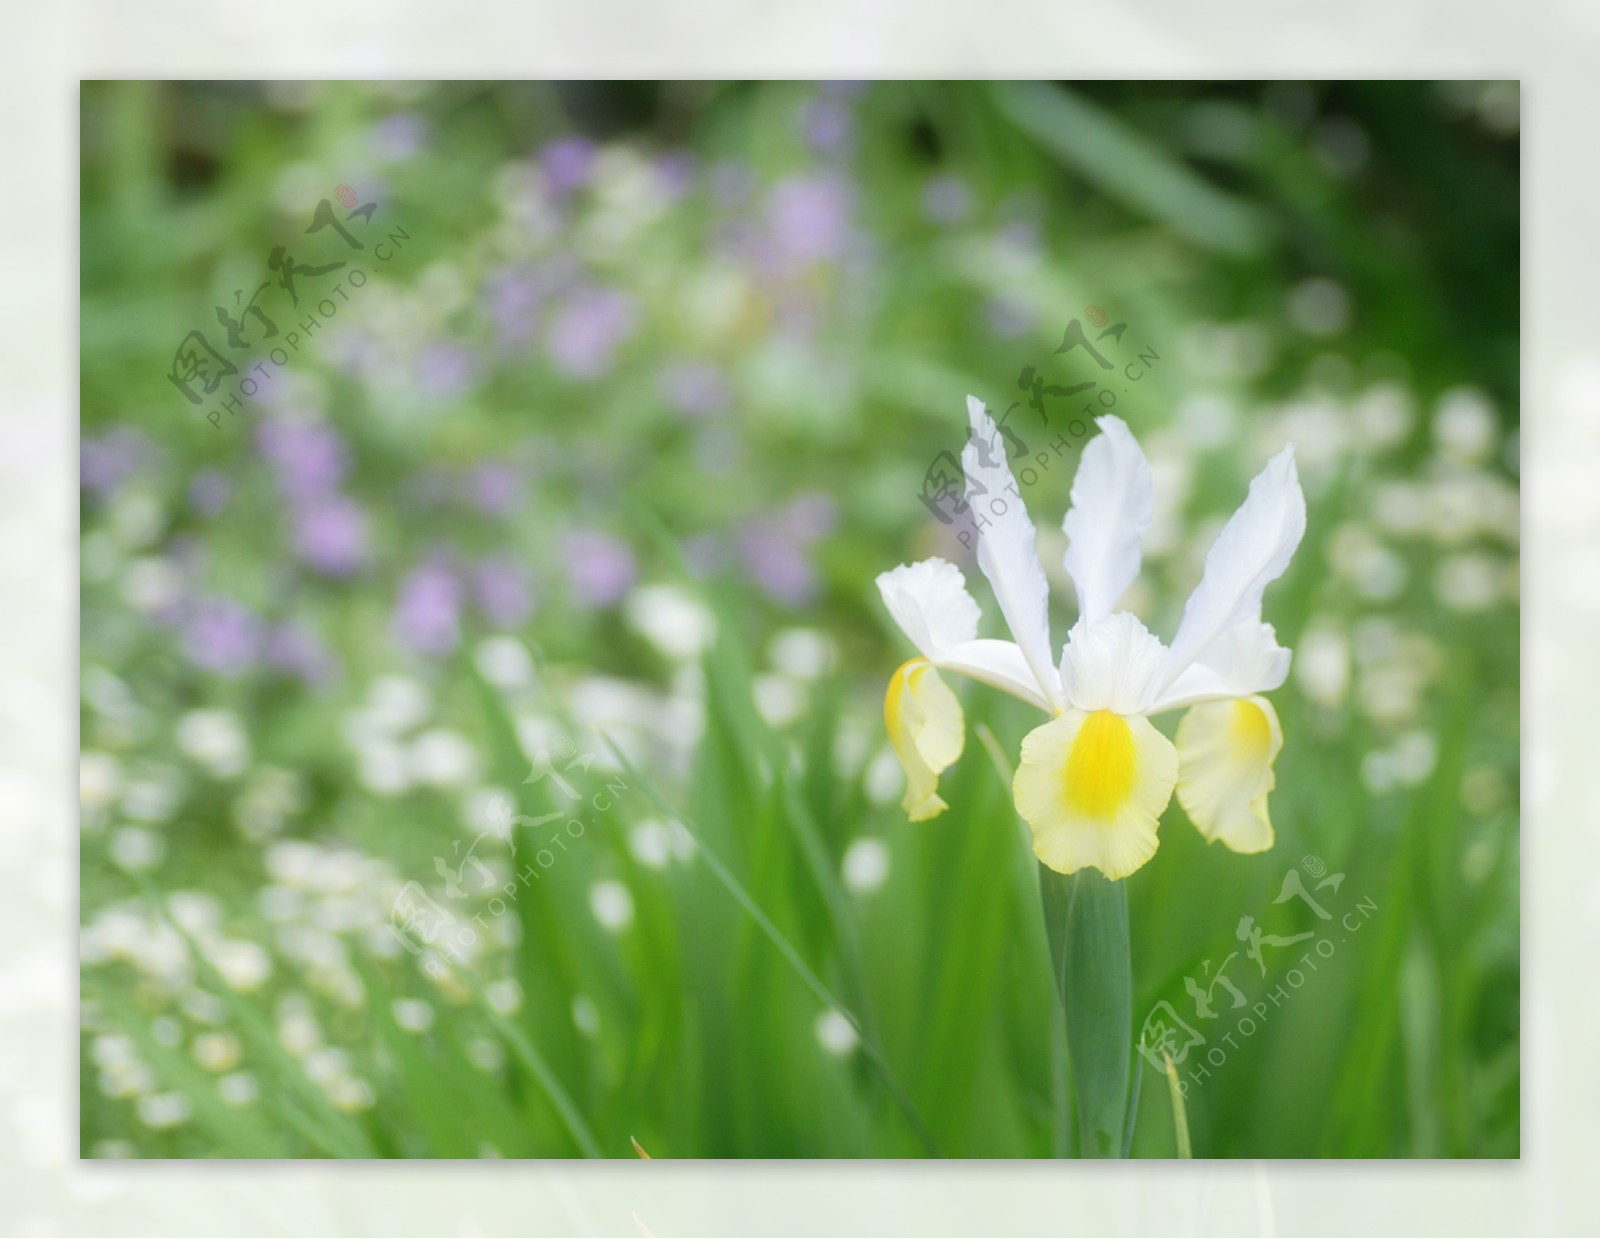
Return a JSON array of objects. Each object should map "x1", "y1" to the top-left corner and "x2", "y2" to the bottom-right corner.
[{"x1": 879, "y1": 396, "x2": 1305, "y2": 880}]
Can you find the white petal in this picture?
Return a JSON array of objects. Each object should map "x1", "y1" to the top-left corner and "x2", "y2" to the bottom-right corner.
[
  {"x1": 875, "y1": 558, "x2": 980, "y2": 659},
  {"x1": 1058, "y1": 612, "x2": 1171, "y2": 715},
  {"x1": 1148, "y1": 621, "x2": 1291, "y2": 714},
  {"x1": 1062, "y1": 415, "x2": 1154, "y2": 625},
  {"x1": 1162, "y1": 445, "x2": 1305, "y2": 692},
  {"x1": 962, "y1": 395, "x2": 1062, "y2": 709},
  {"x1": 939, "y1": 638, "x2": 1052, "y2": 712}
]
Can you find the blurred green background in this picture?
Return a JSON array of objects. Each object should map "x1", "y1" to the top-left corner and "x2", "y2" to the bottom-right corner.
[{"x1": 79, "y1": 80, "x2": 1520, "y2": 1159}]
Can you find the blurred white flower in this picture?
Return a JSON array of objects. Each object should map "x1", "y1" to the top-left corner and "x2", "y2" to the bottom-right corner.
[
  {"x1": 218, "y1": 1072, "x2": 259, "y2": 1106},
  {"x1": 177, "y1": 709, "x2": 251, "y2": 778},
  {"x1": 109, "y1": 826, "x2": 164, "y2": 872},
  {"x1": 121, "y1": 556, "x2": 185, "y2": 614},
  {"x1": 357, "y1": 740, "x2": 413, "y2": 796},
  {"x1": 475, "y1": 635, "x2": 536, "y2": 688},
  {"x1": 368, "y1": 674, "x2": 432, "y2": 734},
  {"x1": 589, "y1": 879, "x2": 635, "y2": 932},
  {"x1": 753, "y1": 673, "x2": 806, "y2": 728},
  {"x1": 410, "y1": 728, "x2": 479, "y2": 787},
  {"x1": 571, "y1": 995, "x2": 601, "y2": 1037},
  {"x1": 80, "y1": 751, "x2": 122, "y2": 822},
  {"x1": 486, "y1": 978, "x2": 522, "y2": 1015},
  {"x1": 1436, "y1": 553, "x2": 1503, "y2": 612},
  {"x1": 1287, "y1": 278, "x2": 1351, "y2": 337},
  {"x1": 1295, "y1": 627, "x2": 1350, "y2": 707},
  {"x1": 769, "y1": 628, "x2": 836, "y2": 680},
  {"x1": 391, "y1": 998, "x2": 435, "y2": 1033},
  {"x1": 192, "y1": 1031, "x2": 241, "y2": 1073},
  {"x1": 625, "y1": 584, "x2": 717, "y2": 661},
  {"x1": 136, "y1": 1093, "x2": 192, "y2": 1129},
  {"x1": 628, "y1": 818, "x2": 672, "y2": 869},
  {"x1": 1353, "y1": 382, "x2": 1415, "y2": 453},
  {"x1": 841, "y1": 838, "x2": 891, "y2": 895},
  {"x1": 1432, "y1": 387, "x2": 1498, "y2": 465},
  {"x1": 814, "y1": 1008, "x2": 860, "y2": 1056}
]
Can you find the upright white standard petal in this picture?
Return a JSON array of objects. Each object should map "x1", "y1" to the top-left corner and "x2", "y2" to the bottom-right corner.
[
  {"x1": 962, "y1": 396, "x2": 1062, "y2": 710},
  {"x1": 876, "y1": 559, "x2": 1050, "y2": 710},
  {"x1": 1161, "y1": 445, "x2": 1306, "y2": 692},
  {"x1": 1061, "y1": 415, "x2": 1154, "y2": 625}
]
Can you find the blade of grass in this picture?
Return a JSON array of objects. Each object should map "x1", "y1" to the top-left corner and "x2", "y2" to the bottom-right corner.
[{"x1": 605, "y1": 735, "x2": 941, "y2": 1156}]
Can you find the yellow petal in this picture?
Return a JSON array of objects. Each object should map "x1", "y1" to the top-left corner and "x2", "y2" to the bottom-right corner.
[
  {"x1": 1174, "y1": 695, "x2": 1283, "y2": 853},
  {"x1": 1013, "y1": 708, "x2": 1177, "y2": 879},
  {"x1": 884, "y1": 659, "x2": 965, "y2": 821}
]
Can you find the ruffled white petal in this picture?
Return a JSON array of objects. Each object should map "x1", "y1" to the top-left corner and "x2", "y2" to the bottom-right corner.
[
  {"x1": 1058, "y1": 612, "x2": 1171, "y2": 716},
  {"x1": 1148, "y1": 620, "x2": 1291, "y2": 714},
  {"x1": 876, "y1": 558, "x2": 981, "y2": 658},
  {"x1": 1013, "y1": 707, "x2": 1178, "y2": 880},
  {"x1": 885, "y1": 659, "x2": 965, "y2": 821},
  {"x1": 1161, "y1": 446, "x2": 1305, "y2": 693},
  {"x1": 876, "y1": 558, "x2": 1050, "y2": 710},
  {"x1": 962, "y1": 395, "x2": 1063, "y2": 710},
  {"x1": 1062, "y1": 415, "x2": 1154, "y2": 625},
  {"x1": 1175, "y1": 695, "x2": 1282, "y2": 853}
]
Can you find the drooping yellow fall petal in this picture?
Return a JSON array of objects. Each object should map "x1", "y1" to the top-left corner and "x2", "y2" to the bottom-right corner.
[
  {"x1": 884, "y1": 658, "x2": 965, "y2": 821},
  {"x1": 1013, "y1": 707, "x2": 1178, "y2": 879},
  {"x1": 1174, "y1": 695, "x2": 1283, "y2": 853}
]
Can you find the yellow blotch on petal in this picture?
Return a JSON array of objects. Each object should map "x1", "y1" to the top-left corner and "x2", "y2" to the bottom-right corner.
[
  {"x1": 1013, "y1": 708, "x2": 1178, "y2": 880},
  {"x1": 884, "y1": 659, "x2": 965, "y2": 821},
  {"x1": 1175, "y1": 695, "x2": 1283, "y2": 854}
]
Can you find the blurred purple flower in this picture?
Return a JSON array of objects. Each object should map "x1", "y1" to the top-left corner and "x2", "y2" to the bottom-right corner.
[
  {"x1": 257, "y1": 417, "x2": 347, "y2": 498},
  {"x1": 546, "y1": 287, "x2": 637, "y2": 380},
  {"x1": 292, "y1": 494, "x2": 368, "y2": 576},
  {"x1": 393, "y1": 560, "x2": 463, "y2": 657},
  {"x1": 803, "y1": 96, "x2": 856, "y2": 156},
  {"x1": 562, "y1": 530, "x2": 636, "y2": 609},
  {"x1": 984, "y1": 293, "x2": 1036, "y2": 341},
  {"x1": 922, "y1": 175, "x2": 972, "y2": 226},
  {"x1": 784, "y1": 491, "x2": 839, "y2": 541},
  {"x1": 266, "y1": 621, "x2": 338, "y2": 685},
  {"x1": 466, "y1": 462, "x2": 523, "y2": 516},
  {"x1": 682, "y1": 534, "x2": 725, "y2": 580},
  {"x1": 187, "y1": 469, "x2": 232, "y2": 518},
  {"x1": 474, "y1": 555, "x2": 535, "y2": 628},
  {"x1": 661, "y1": 359, "x2": 731, "y2": 419},
  {"x1": 766, "y1": 174, "x2": 854, "y2": 268},
  {"x1": 541, "y1": 137, "x2": 597, "y2": 195},
  {"x1": 80, "y1": 426, "x2": 149, "y2": 496},
  {"x1": 372, "y1": 113, "x2": 428, "y2": 162},
  {"x1": 182, "y1": 597, "x2": 262, "y2": 676},
  {"x1": 655, "y1": 150, "x2": 698, "y2": 200},
  {"x1": 484, "y1": 265, "x2": 550, "y2": 348},
  {"x1": 710, "y1": 160, "x2": 756, "y2": 207},
  {"x1": 738, "y1": 493, "x2": 837, "y2": 607},
  {"x1": 416, "y1": 341, "x2": 479, "y2": 398},
  {"x1": 739, "y1": 525, "x2": 819, "y2": 607}
]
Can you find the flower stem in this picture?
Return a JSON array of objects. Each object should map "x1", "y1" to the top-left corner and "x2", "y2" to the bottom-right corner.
[{"x1": 1039, "y1": 864, "x2": 1134, "y2": 1158}]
